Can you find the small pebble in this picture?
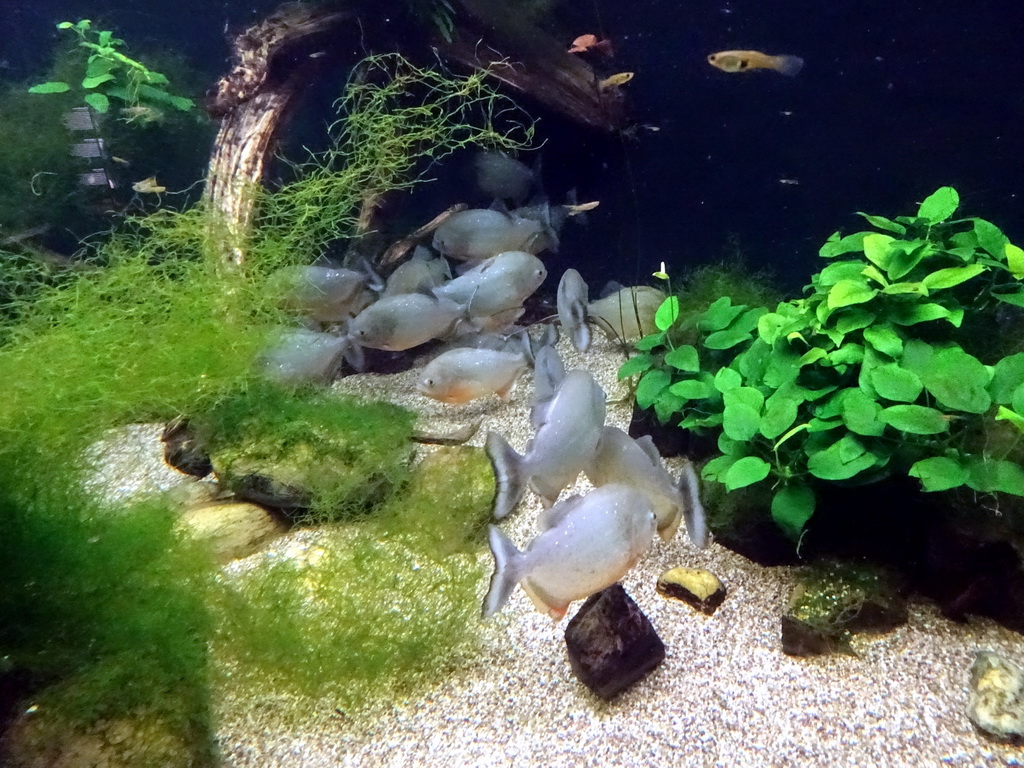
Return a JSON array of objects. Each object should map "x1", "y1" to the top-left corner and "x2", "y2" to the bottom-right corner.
[{"x1": 656, "y1": 567, "x2": 726, "y2": 615}]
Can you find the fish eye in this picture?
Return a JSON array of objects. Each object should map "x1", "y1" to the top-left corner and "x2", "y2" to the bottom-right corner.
[
  {"x1": 738, "y1": 60, "x2": 749, "y2": 69},
  {"x1": 425, "y1": 378, "x2": 434, "y2": 387}
]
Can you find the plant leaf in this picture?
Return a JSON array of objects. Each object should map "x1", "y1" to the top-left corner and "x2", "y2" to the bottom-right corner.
[
  {"x1": 724, "y1": 456, "x2": 771, "y2": 491},
  {"x1": 871, "y1": 363, "x2": 923, "y2": 402},
  {"x1": 857, "y1": 213, "x2": 906, "y2": 235},
  {"x1": 966, "y1": 458, "x2": 1024, "y2": 496},
  {"x1": 771, "y1": 483, "x2": 816, "y2": 539},
  {"x1": 917, "y1": 186, "x2": 959, "y2": 223},
  {"x1": 878, "y1": 405, "x2": 949, "y2": 434},
  {"x1": 618, "y1": 354, "x2": 654, "y2": 379},
  {"x1": 909, "y1": 456, "x2": 969, "y2": 491},
  {"x1": 996, "y1": 406, "x2": 1024, "y2": 433},
  {"x1": 81, "y1": 73, "x2": 115, "y2": 89},
  {"x1": 699, "y1": 297, "x2": 745, "y2": 332},
  {"x1": 636, "y1": 369, "x2": 671, "y2": 409},
  {"x1": 84, "y1": 92, "x2": 110, "y2": 112},
  {"x1": 921, "y1": 264, "x2": 986, "y2": 290},
  {"x1": 828, "y1": 279, "x2": 877, "y2": 309},
  {"x1": 862, "y1": 323, "x2": 903, "y2": 358},
  {"x1": 989, "y1": 354, "x2": 1024, "y2": 404},
  {"x1": 862, "y1": 234, "x2": 895, "y2": 269},
  {"x1": 28, "y1": 81, "x2": 71, "y2": 94},
  {"x1": 654, "y1": 296, "x2": 679, "y2": 331},
  {"x1": 905, "y1": 345, "x2": 991, "y2": 413},
  {"x1": 1006, "y1": 243, "x2": 1024, "y2": 279},
  {"x1": 973, "y1": 218, "x2": 1009, "y2": 259},
  {"x1": 807, "y1": 435, "x2": 877, "y2": 480},
  {"x1": 713, "y1": 367, "x2": 742, "y2": 393},
  {"x1": 669, "y1": 379, "x2": 714, "y2": 399}
]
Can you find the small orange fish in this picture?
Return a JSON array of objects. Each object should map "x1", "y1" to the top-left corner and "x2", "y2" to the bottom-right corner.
[
  {"x1": 707, "y1": 50, "x2": 804, "y2": 77},
  {"x1": 568, "y1": 34, "x2": 614, "y2": 57},
  {"x1": 598, "y1": 71, "x2": 634, "y2": 91}
]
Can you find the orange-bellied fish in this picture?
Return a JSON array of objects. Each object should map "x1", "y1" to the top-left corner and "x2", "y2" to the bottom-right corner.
[
  {"x1": 707, "y1": 50, "x2": 804, "y2": 77},
  {"x1": 598, "y1": 71, "x2": 634, "y2": 91},
  {"x1": 482, "y1": 484, "x2": 658, "y2": 619},
  {"x1": 568, "y1": 34, "x2": 614, "y2": 57},
  {"x1": 417, "y1": 347, "x2": 529, "y2": 404}
]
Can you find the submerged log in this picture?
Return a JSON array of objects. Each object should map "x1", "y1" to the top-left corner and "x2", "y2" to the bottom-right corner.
[
  {"x1": 438, "y1": 0, "x2": 628, "y2": 133},
  {"x1": 202, "y1": 4, "x2": 352, "y2": 267}
]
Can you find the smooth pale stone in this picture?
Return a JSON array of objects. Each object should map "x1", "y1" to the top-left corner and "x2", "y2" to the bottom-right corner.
[{"x1": 656, "y1": 566, "x2": 727, "y2": 615}]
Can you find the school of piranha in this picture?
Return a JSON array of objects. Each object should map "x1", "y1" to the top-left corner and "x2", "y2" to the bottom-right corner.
[{"x1": 258, "y1": 148, "x2": 711, "y2": 622}]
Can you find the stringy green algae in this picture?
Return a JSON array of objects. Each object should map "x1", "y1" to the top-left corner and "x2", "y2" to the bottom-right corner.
[{"x1": 0, "y1": 52, "x2": 526, "y2": 753}]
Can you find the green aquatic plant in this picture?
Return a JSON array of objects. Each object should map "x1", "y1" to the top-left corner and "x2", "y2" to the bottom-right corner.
[
  {"x1": 28, "y1": 19, "x2": 194, "y2": 117},
  {"x1": 256, "y1": 52, "x2": 533, "y2": 263},
  {"x1": 623, "y1": 188, "x2": 1024, "y2": 539},
  {"x1": 194, "y1": 382, "x2": 416, "y2": 525},
  {"x1": 213, "y1": 446, "x2": 494, "y2": 710}
]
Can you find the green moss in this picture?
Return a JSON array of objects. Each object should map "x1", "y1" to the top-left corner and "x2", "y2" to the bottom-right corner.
[
  {"x1": 789, "y1": 559, "x2": 905, "y2": 636},
  {"x1": 0, "y1": 485, "x2": 216, "y2": 759},
  {"x1": 196, "y1": 382, "x2": 416, "y2": 524}
]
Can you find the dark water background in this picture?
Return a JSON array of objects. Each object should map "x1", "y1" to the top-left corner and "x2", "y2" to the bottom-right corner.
[{"x1": 2, "y1": 0, "x2": 1022, "y2": 294}]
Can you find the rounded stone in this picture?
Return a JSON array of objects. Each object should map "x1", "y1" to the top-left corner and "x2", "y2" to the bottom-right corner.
[{"x1": 656, "y1": 567, "x2": 727, "y2": 614}]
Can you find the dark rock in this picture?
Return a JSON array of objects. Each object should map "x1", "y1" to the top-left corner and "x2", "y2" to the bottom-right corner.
[
  {"x1": 656, "y1": 567, "x2": 727, "y2": 615},
  {"x1": 564, "y1": 584, "x2": 665, "y2": 701},
  {"x1": 161, "y1": 417, "x2": 213, "y2": 478}
]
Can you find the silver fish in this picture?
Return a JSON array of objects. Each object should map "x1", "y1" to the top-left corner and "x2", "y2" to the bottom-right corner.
[
  {"x1": 382, "y1": 246, "x2": 451, "y2": 298},
  {"x1": 486, "y1": 367, "x2": 606, "y2": 518},
  {"x1": 475, "y1": 151, "x2": 538, "y2": 202},
  {"x1": 432, "y1": 208, "x2": 553, "y2": 262},
  {"x1": 270, "y1": 265, "x2": 369, "y2": 323},
  {"x1": 258, "y1": 328, "x2": 350, "y2": 384},
  {"x1": 433, "y1": 250, "x2": 547, "y2": 320},
  {"x1": 483, "y1": 484, "x2": 658, "y2": 619},
  {"x1": 416, "y1": 347, "x2": 528, "y2": 404},
  {"x1": 349, "y1": 293, "x2": 462, "y2": 351},
  {"x1": 588, "y1": 285, "x2": 666, "y2": 341},
  {"x1": 557, "y1": 268, "x2": 591, "y2": 352},
  {"x1": 587, "y1": 426, "x2": 708, "y2": 546}
]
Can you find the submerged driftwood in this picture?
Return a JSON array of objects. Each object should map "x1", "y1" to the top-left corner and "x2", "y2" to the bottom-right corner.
[
  {"x1": 201, "y1": 1, "x2": 627, "y2": 267},
  {"x1": 439, "y1": 0, "x2": 628, "y2": 133},
  {"x1": 202, "y1": 4, "x2": 351, "y2": 267}
]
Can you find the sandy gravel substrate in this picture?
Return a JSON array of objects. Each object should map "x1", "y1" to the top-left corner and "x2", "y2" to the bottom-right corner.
[{"x1": 95, "y1": 337, "x2": 1024, "y2": 767}]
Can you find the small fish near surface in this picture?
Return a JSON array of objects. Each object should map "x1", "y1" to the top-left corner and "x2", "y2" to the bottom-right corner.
[
  {"x1": 483, "y1": 484, "x2": 658, "y2": 620},
  {"x1": 707, "y1": 50, "x2": 804, "y2": 77},
  {"x1": 599, "y1": 71, "x2": 634, "y2": 91},
  {"x1": 132, "y1": 176, "x2": 166, "y2": 194},
  {"x1": 568, "y1": 34, "x2": 614, "y2": 57}
]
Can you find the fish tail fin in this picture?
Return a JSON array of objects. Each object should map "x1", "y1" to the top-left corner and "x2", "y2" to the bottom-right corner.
[
  {"x1": 482, "y1": 525, "x2": 524, "y2": 618},
  {"x1": 486, "y1": 430, "x2": 529, "y2": 519},
  {"x1": 772, "y1": 55, "x2": 804, "y2": 77},
  {"x1": 678, "y1": 458, "x2": 709, "y2": 548}
]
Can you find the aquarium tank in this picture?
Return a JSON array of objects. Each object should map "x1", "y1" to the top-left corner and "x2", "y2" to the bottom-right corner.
[{"x1": 1, "y1": 1, "x2": 1022, "y2": 767}]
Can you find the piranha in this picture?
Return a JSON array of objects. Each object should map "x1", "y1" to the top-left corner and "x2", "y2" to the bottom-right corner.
[
  {"x1": 474, "y1": 151, "x2": 539, "y2": 203},
  {"x1": 557, "y1": 268, "x2": 591, "y2": 352},
  {"x1": 258, "y1": 328, "x2": 351, "y2": 384},
  {"x1": 588, "y1": 285, "x2": 666, "y2": 341},
  {"x1": 432, "y1": 207, "x2": 556, "y2": 263},
  {"x1": 270, "y1": 265, "x2": 373, "y2": 324},
  {"x1": 433, "y1": 250, "x2": 547, "y2": 321},
  {"x1": 482, "y1": 484, "x2": 658, "y2": 619},
  {"x1": 486, "y1": 365, "x2": 606, "y2": 518},
  {"x1": 568, "y1": 34, "x2": 614, "y2": 57},
  {"x1": 417, "y1": 347, "x2": 529, "y2": 404},
  {"x1": 598, "y1": 72, "x2": 634, "y2": 91},
  {"x1": 383, "y1": 246, "x2": 451, "y2": 298},
  {"x1": 348, "y1": 292, "x2": 462, "y2": 351},
  {"x1": 707, "y1": 50, "x2": 804, "y2": 77},
  {"x1": 586, "y1": 426, "x2": 708, "y2": 546}
]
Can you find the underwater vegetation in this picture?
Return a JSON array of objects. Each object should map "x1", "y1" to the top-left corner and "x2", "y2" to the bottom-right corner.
[
  {"x1": 28, "y1": 20, "x2": 194, "y2": 118},
  {"x1": 0, "y1": 50, "x2": 532, "y2": 759},
  {"x1": 623, "y1": 188, "x2": 1024, "y2": 540}
]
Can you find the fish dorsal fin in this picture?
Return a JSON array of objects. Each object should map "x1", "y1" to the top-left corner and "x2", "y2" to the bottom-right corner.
[
  {"x1": 488, "y1": 198, "x2": 513, "y2": 217},
  {"x1": 537, "y1": 494, "x2": 585, "y2": 530},
  {"x1": 634, "y1": 434, "x2": 663, "y2": 466},
  {"x1": 530, "y1": 346, "x2": 566, "y2": 430}
]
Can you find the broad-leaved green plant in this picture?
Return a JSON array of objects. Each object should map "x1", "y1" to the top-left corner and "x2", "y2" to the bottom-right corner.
[{"x1": 623, "y1": 188, "x2": 1024, "y2": 539}]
